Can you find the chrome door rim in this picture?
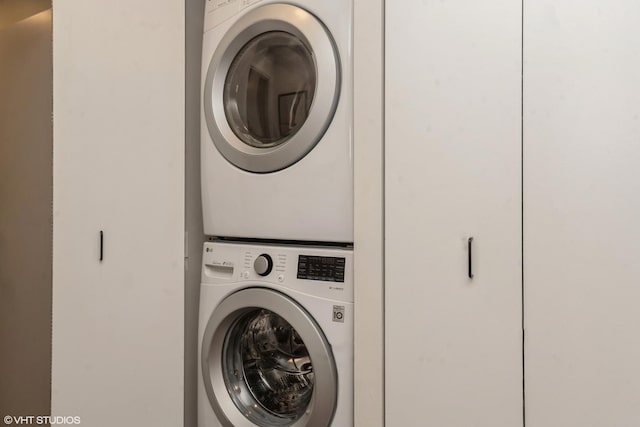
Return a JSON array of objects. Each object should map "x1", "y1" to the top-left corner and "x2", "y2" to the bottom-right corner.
[
  {"x1": 203, "y1": 3, "x2": 340, "y2": 173},
  {"x1": 201, "y1": 287, "x2": 338, "y2": 427}
]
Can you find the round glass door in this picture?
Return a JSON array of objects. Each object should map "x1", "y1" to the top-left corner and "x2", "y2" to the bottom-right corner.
[
  {"x1": 201, "y1": 288, "x2": 337, "y2": 427},
  {"x1": 203, "y1": 4, "x2": 340, "y2": 173},
  {"x1": 223, "y1": 309, "x2": 314, "y2": 425},
  {"x1": 224, "y1": 32, "x2": 316, "y2": 148}
]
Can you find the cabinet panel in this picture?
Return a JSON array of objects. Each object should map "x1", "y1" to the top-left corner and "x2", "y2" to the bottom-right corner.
[
  {"x1": 524, "y1": 2, "x2": 640, "y2": 426},
  {"x1": 52, "y1": 2, "x2": 184, "y2": 426},
  {"x1": 385, "y1": 1, "x2": 522, "y2": 426}
]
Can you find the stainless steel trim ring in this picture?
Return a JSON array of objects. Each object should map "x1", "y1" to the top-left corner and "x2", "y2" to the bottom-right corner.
[
  {"x1": 201, "y1": 288, "x2": 338, "y2": 427},
  {"x1": 203, "y1": 3, "x2": 340, "y2": 173}
]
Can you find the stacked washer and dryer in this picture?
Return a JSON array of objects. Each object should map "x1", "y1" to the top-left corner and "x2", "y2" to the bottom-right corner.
[{"x1": 198, "y1": 1, "x2": 354, "y2": 426}]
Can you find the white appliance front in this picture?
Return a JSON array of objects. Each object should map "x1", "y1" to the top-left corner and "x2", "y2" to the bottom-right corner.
[
  {"x1": 197, "y1": 242, "x2": 354, "y2": 427},
  {"x1": 201, "y1": 0, "x2": 353, "y2": 243}
]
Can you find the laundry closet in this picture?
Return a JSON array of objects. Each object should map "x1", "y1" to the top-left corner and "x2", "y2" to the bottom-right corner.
[{"x1": 46, "y1": 1, "x2": 640, "y2": 427}]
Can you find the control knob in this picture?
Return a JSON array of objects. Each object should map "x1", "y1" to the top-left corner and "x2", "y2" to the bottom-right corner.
[{"x1": 253, "y1": 254, "x2": 273, "y2": 277}]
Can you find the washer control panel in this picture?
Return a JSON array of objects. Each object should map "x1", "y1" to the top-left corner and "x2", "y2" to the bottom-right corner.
[
  {"x1": 297, "y1": 255, "x2": 345, "y2": 283},
  {"x1": 202, "y1": 242, "x2": 353, "y2": 302}
]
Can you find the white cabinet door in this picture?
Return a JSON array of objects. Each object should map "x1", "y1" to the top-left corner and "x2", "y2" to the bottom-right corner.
[
  {"x1": 385, "y1": 1, "x2": 522, "y2": 426},
  {"x1": 51, "y1": 2, "x2": 184, "y2": 426},
  {"x1": 524, "y1": 2, "x2": 640, "y2": 426}
]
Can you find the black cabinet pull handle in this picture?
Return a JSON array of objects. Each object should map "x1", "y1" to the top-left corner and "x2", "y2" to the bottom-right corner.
[
  {"x1": 100, "y1": 231, "x2": 104, "y2": 262},
  {"x1": 468, "y1": 237, "x2": 474, "y2": 279}
]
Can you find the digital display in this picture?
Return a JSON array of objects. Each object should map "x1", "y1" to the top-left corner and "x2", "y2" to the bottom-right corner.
[{"x1": 297, "y1": 255, "x2": 345, "y2": 283}]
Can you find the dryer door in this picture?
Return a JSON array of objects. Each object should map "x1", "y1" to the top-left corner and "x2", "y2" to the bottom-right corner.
[
  {"x1": 203, "y1": 3, "x2": 340, "y2": 173},
  {"x1": 201, "y1": 288, "x2": 338, "y2": 427}
]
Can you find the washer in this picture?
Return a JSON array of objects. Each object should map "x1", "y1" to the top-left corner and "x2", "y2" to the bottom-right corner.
[
  {"x1": 201, "y1": 0, "x2": 353, "y2": 243},
  {"x1": 198, "y1": 241, "x2": 353, "y2": 426}
]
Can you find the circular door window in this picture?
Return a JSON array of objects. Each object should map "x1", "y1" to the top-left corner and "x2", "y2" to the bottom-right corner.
[
  {"x1": 223, "y1": 309, "x2": 314, "y2": 425},
  {"x1": 203, "y1": 4, "x2": 340, "y2": 173},
  {"x1": 201, "y1": 288, "x2": 337, "y2": 427},
  {"x1": 224, "y1": 31, "x2": 316, "y2": 148}
]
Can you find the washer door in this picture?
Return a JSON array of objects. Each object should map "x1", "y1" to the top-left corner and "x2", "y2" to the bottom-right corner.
[
  {"x1": 203, "y1": 3, "x2": 340, "y2": 173},
  {"x1": 201, "y1": 288, "x2": 338, "y2": 427}
]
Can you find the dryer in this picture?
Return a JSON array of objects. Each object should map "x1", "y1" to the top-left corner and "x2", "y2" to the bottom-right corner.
[
  {"x1": 197, "y1": 241, "x2": 353, "y2": 426},
  {"x1": 201, "y1": 0, "x2": 353, "y2": 243}
]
